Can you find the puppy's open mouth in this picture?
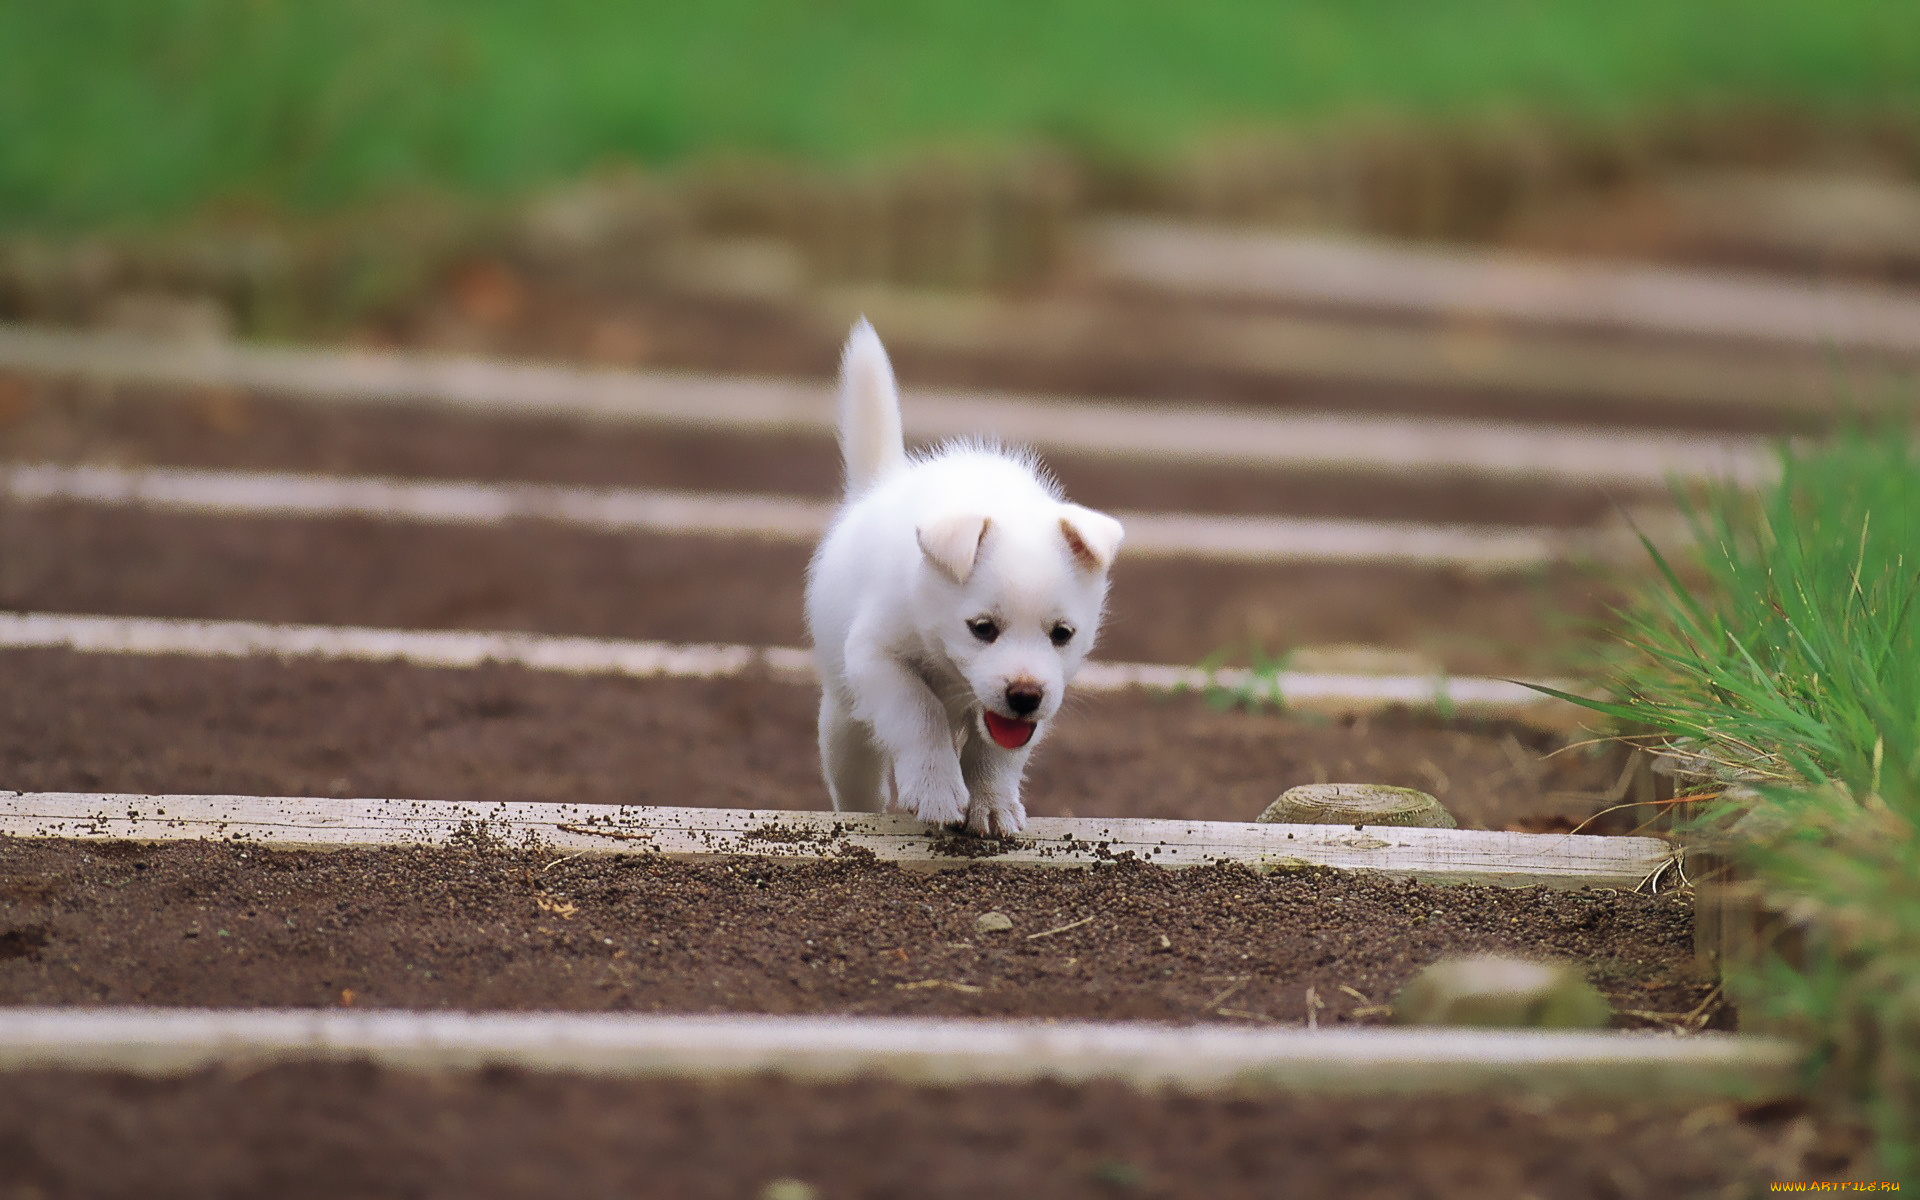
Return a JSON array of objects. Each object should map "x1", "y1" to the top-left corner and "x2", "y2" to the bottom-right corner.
[{"x1": 983, "y1": 710, "x2": 1037, "y2": 750}]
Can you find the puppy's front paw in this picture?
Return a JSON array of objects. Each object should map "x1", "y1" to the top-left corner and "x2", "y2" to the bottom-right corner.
[
  {"x1": 966, "y1": 793, "x2": 1027, "y2": 838},
  {"x1": 897, "y1": 756, "x2": 970, "y2": 827}
]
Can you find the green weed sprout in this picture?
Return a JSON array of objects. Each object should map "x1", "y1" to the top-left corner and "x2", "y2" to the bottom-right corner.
[{"x1": 1201, "y1": 646, "x2": 1292, "y2": 713}]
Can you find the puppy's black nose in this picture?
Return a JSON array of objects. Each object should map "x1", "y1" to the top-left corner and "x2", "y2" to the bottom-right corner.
[{"x1": 1005, "y1": 681, "x2": 1043, "y2": 716}]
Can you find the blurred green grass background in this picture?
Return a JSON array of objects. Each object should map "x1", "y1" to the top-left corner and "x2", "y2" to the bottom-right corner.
[{"x1": 3, "y1": 0, "x2": 1916, "y2": 229}]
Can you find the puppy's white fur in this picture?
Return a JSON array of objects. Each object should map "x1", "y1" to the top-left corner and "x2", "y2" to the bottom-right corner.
[{"x1": 806, "y1": 320, "x2": 1123, "y2": 836}]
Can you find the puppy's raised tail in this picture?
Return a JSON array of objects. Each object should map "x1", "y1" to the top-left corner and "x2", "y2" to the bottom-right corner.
[{"x1": 837, "y1": 318, "x2": 907, "y2": 495}]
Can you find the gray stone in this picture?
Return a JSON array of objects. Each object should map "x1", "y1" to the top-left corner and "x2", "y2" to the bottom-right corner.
[
  {"x1": 1392, "y1": 955, "x2": 1612, "y2": 1029},
  {"x1": 974, "y1": 911, "x2": 1014, "y2": 934}
]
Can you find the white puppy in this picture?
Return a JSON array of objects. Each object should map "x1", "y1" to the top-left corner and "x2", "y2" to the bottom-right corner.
[{"x1": 806, "y1": 320, "x2": 1124, "y2": 836}]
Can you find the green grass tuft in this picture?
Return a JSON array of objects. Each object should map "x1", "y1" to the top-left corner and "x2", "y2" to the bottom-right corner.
[
  {"x1": 1573, "y1": 419, "x2": 1920, "y2": 1169},
  {"x1": 1585, "y1": 424, "x2": 1920, "y2": 792},
  {"x1": 1201, "y1": 646, "x2": 1294, "y2": 713}
]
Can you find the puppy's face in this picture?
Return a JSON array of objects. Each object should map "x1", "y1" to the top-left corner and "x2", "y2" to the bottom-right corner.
[{"x1": 915, "y1": 504, "x2": 1123, "y2": 750}]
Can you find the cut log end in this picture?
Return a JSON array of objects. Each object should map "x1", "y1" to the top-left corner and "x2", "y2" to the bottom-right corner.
[{"x1": 1258, "y1": 784, "x2": 1458, "y2": 829}]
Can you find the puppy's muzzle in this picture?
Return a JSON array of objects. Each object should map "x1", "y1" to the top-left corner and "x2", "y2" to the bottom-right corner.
[{"x1": 1004, "y1": 681, "x2": 1044, "y2": 717}]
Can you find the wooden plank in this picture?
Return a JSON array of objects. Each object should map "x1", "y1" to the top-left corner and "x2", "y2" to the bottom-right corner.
[
  {"x1": 0, "y1": 325, "x2": 1772, "y2": 486},
  {"x1": 0, "y1": 611, "x2": 789, "y2": 681},
  {"x1": 0, "y1": 793, "x2": 1676, "y2": 889},
  {"x1": 816, "y1": 282, "x2": 1896, "y2": 413},
  {"x1": 0, "y1": 612, "x2": 1581, "y2": 715},
  {"x1": 1089, "y1": 218, "x2": 1920, "y2": 356},
  {"x1": 0, "y1": 462, "x2": 1571, "y2": 569},
  {"x1": 0, "y1": 1008, "x2": 1802, "y2": 1099}
]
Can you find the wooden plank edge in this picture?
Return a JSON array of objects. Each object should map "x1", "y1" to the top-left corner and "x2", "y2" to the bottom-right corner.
[
  {"x1": 0, "y1": 1008, "x2": 1804, "y2": 1100},
  {"x1": 812, "y1": 281, "x2": 1875, "y2": 412},
  {"x1": 0, "y1": 461, "x2": 1571, "y2": 570},
  {"x1": 1086, "y1": 219, "x2": 1920, "y2": 358},
  {"x1": 0, "y1": 324, "x2": 1769, "y2": 485},
  {"x1": 0, "y1": 611, "x2": 1586, "y2": 719},
  {"x1": 0, "y1": 793, "x2": 1679, "y2": 890}
]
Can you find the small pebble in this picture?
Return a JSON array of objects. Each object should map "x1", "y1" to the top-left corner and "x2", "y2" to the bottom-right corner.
[{"x1": 975, "y1": 911, "x2": 1014, "y2": 934}]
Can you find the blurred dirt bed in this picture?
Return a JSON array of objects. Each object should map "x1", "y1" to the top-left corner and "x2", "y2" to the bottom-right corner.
[
  {"x1": 0, "y1": 840, "x2": 1708, "y2": 1025},
  {"x1": 0, "y1": 1060, "x2": 1864, "y2": 1199},
  {"x1": 0, "y1": 503, "x2": 1615, "y2": 676}
]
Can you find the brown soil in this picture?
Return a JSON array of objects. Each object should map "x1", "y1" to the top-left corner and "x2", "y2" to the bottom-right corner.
[
  {"x1": 386, "y1": 278, "x2": 1824, "y2": 436},
  {"x1": 0, "y1": 503, "x2": 1620, "y2": 674},
  {"x1": 0, "y1": 1062, "x2": 1862, "y2": 1200},
  {"x1": 0, "y1": 839, "x2": 1706, "y2": 1025},
  {"x1": 0, "y1": 374, "x2": 1647, "y2": 527},
  {"x1": 0, "y1": 649, "x2": 1626, "y2": 831}
]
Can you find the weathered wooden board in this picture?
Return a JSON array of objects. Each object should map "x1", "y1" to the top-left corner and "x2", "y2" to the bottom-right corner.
[
  {"x1": 0, "y1": 611, "x2": 1580, "y2": 715},
  {"x1": 815, "y1": 280, "x2": 1894, "y2": 413},
  {"x1": 0, "y1": 462, "x2": 1570, "y2": 570},
  {"x1": 0, "y1": 324, "x2": 1769, "y2": 485},
  {"x1": 0, "y1": 1008, "x2": 1803, "y2": 1099},
  {"x1": 0, "y1": 792, "x2": 1676, "y2": 889},
  {"x1": 1088, "y1": 218, "x2": 1920, "y2": 357}
]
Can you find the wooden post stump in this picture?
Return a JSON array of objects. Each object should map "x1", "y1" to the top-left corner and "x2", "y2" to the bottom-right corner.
[{"x1": 1258, "y1": 784, "x2": 1457, "y2": 828}]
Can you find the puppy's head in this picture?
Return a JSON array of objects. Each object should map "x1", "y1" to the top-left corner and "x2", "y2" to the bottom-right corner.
[{"x1": 915, "y1": 502, "x2": 1123, "y2": 750}]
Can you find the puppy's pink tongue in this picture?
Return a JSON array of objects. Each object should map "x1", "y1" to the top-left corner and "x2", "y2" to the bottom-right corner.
[{"x1": 984, "y1": 711, "x2": 1037, "y2": 750}]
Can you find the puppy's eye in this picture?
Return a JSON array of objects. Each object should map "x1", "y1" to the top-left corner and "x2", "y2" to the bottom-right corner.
[
  {"x1": 1050, "y1": 623, "x2": 1075, "y2": 647},
  {"x1": 967, "y1": 617, "x2": 1000, "y2": 643}
]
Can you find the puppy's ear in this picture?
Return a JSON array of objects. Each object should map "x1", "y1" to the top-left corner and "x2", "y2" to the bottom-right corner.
[
  {"x1": 917, "y1": 513, "x2": 990, "y2": 584},
  {"x1": 1059, "y1": 505, "x2": 1124, "y2": 574}
]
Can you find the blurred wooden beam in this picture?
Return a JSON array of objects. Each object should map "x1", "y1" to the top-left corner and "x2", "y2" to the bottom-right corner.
[{"x1": 0, "y1": 1008, "x2": 1802, "y2": 1099}]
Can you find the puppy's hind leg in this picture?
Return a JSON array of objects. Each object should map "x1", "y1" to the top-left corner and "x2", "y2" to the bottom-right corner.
[{"x1": 819, "y1": 691, "x2": 887, "y2": 813}]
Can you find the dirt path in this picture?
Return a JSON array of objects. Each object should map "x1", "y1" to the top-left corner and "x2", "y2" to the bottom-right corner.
[
  {"x1": 0, "y1": 375, "x2": 1647, "y2": 526},
  {"x1": 0, "y1": 840, "x2": 1705, "y2": 1024},
  {"x1": 0, "y1": 228, "x2": 1861, "y2": 1189},
  {"x1": 387, "y1": 279, "x2": 1830, "y2": 435},
  {"x1": 0, "y1": 650, "x2": 1626, "y2": 829},
  {"x1": 0, "y1": 1060, "x2": 1846, "y2": 1198},
  {"x1": 0, "y1": 504, "x2": 1616, "y2": 673}
]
